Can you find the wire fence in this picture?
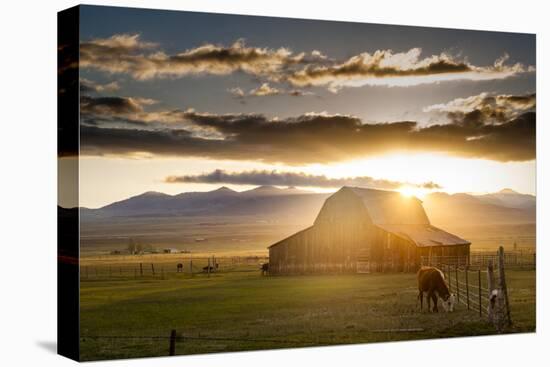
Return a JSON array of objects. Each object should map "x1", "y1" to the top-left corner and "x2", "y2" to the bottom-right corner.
[
  {"x1": 421, "y1": 250, "x2": 536, "y2": 270},
  {"x1": 443, "y1": 264, "x2": 490, "y2": 317},
  {"x1": 80, "y1": 330, "x2": 330, "y2": 357},
  {"x1": 438, "y1": 247, "x2": 513, "y2": 332},
  {"x1": 79, "y1": 255, "x2": 270, "y2": 280}
]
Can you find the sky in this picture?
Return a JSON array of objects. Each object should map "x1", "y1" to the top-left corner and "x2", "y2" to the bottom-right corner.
[{"x1": 65, "y1": 5, "x2": 536, "y2": 208}]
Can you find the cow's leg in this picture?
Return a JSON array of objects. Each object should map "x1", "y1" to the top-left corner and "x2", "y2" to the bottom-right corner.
[
  {"x1": 431, "y1": 293, "x2": 439, "y2": 313},
  {"x1": 427, "y1": 291, "x2": 432, "y2": 312},
  {"x1": 418, "y1": 291, "x2": 423, "y2": 311}
]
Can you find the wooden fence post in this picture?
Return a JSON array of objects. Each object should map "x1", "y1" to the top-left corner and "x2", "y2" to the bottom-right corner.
[
  {"x1": 151, "y1": 263, "x2": 155, "y2": 276},
  {"x1": 140, "y1": 263, "x2": 143, "y2": 276},
  {"x1": 455, "y1": 265, "x2": 460, "y2": 303},
  {"x1": 498, "y1": 246, "x2": 512, "y2": 326},
  {"x1": 447, "y1": 264, "x2": 452, "y2": 292},
  {"x1": 487, "y1": 260, "x2": 495, "y2": 324},
  {"x1": 169, "y1": 329, "x2": 177, "y2": 356},
  {"x1": 190, "y1": 260, "x2": 193, "y2": 277},
  {"x1": 478, "y1": 269, "x2": 482, "y2": 317},
  {"x1": 207, "y1": 258, "x2": 211, "y2": 278},
  {"x1": 465, "y1": 266, "x2": 470, "y2": 310}
]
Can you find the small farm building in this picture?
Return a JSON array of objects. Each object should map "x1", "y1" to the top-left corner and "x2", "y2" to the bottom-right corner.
[{"x1": 268, "y1": 187, "x2": 470, "y2": 274}]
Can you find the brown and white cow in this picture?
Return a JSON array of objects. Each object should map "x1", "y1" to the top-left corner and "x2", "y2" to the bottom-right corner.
[{"x1": 417, "y1": 266, "x2": 456, "y2": 312}]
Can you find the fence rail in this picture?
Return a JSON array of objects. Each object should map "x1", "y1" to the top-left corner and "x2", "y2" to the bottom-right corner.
[
  {"x1": 444, "y1": 264, "x2": 489, "y2": 317},
  {"x1": 440, "y1": 247, "x2": 512, "y2": 332},
  {"x1": 79, "y1": 255, "x2": 269, "y2": 280},
  {"x1": 421, "y1": 250, "x2": 535, "y2": 270},
  {"x1": 81, "y1": 330, "x2": 339, "y2": 357}
]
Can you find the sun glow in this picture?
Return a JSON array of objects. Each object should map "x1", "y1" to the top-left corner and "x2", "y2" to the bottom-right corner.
[
  {"x1": 78, "y1": 153, "x2": 535, "y2": 208},
  {"x1": 398, "y1": 185, "x2": 428, "y2": 199}
]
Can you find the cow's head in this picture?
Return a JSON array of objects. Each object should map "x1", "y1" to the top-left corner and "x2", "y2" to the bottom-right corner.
[{"x1": 441, "y1": 293, "x2": 456, "y2": 312}]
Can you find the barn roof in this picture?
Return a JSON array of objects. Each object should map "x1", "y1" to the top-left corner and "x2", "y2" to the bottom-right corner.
[
  {"x1": 345, "y1": 187, "x2": 430, "y2": 225},
  {"x1": 375, "y1": 223, "x2": 471, "y2": 247},
  {"x1": 269, "y1": 225, "x2": 314, "y2": 248},
  {"x1": 269, "y1": 187, "x2": 470, "y2": 249}
]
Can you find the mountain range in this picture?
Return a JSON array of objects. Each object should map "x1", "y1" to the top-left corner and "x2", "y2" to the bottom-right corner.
[{"x1": 81, "y1": 186, "x2": 535, "y2": 227}]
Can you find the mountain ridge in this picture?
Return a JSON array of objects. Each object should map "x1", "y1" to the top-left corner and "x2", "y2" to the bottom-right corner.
[{"x1": 81, "y1": 186, "x2": 535, "y2": 228}]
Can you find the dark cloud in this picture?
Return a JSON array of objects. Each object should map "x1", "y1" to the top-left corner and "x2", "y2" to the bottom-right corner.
[
  {"x1": 288, "y1": 89, "x2": 313, "y2": 97},
  {"x1": 249, "y1": 83, "x2": 281, "y2": 96},
  {"x1": 165, "y1": 169, "x2": 441, "y2": 190},
  {"x1": 425, "y1": 92, "x2": 536, "y2": 127},
  {"x1": 79, "y1": 78, "x2": 120, "y2": 94},
  {"x1": 80, "y1": 96, "x2": 158, "y2": 119},
  {"x1": 80, "y1": 35, "x2": 301, "y2": 80},
  {"x1": 228, "y1": 83, "x2": 313, "y2": 100},
  {"x1": 286, "y1": 50, "x2": 530, "y2": 90},
  {"x1": 414, "y1": 112, "x2": 535, "y2": 161},
  {"x1": 79, "y1": 34, "x2": 533, "y2": 90},
  {"x1": 78, "y1": 97, "x2": 536, "y2": 163}
]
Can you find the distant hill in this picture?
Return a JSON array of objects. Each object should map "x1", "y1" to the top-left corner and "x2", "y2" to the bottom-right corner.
[
  {"x1": 476, "y1": 188, "x2": 536, "y2": 210},
  {"x1": 77, "y1": 187, "x2": 535, "y2": 253},
  {"x1": 81, "y1": 186, "x2": 535, "y2": 227},
  {"x1": 422, "y1": 190, "x2": 535, "y2": 226},
  {"x1": 82, "y1": 186, "x2": 330, "y2": 223}
]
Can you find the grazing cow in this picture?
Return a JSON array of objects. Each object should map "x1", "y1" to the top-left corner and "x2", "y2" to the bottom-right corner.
[
  {"x1": 260, "y1": 263, "x2": 269, "y2": 275},
  {"x1": 417, "y1": 266, "x2": 456, "y2": 313},
  {"x1": 176, "y1": 263, "x2": 183, "y2": 273},
  {"x1": 202, "y1": 263, "x2": 219, "y2": 273}
]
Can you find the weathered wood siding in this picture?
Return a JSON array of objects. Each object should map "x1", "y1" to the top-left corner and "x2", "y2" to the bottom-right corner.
[
  {"x1": 268, "y1": 188, "x2": 471, "y2": 274},
  {"x1": 269, "y1": 189, "x2": 374, "y2": 274},
  {"x1": 269, "y1": 223, "x2": 371, "y2": 274},
  {"x1": 367, "y1": 226, "x2": 418, "y2": 272}
]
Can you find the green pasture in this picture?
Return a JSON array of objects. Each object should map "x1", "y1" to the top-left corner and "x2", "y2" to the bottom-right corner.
[{"x1": 79, "y1": 268, "x2": 535, "y2": 360}]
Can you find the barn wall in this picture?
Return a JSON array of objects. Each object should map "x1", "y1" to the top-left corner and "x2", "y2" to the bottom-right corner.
[
  {"x1": 367, "y1": 226, "x2": 418, "y2": 272},
  {"x1": 417, "y1": 244, "x2": 471, "y2": 267},
  {"x1": 268, "y1": 188, "x2": 471, "y2": 274},
  {"x1": 269, "y1": 220, "x2": 371, "y2": 274}
]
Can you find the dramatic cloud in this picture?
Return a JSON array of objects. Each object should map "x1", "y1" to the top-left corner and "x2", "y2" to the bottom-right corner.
[
  {"x1": 80, "y1": 78, "x2": 120, "y2": 93},
  {"x1": 424, "y1": 92, "x2": 536, "y2": 127},
  {"x1": 228, "y1": 83, "x2": 313, "y2": 100},
  {"x1": 287, "y1": 50, "x2": 531, "y2": 90},
  {"x1": 79, "y1": 95, "x2": 224, "y2": 138},
  {"x1": 165, "y1": 169, "x2": 441, "y2": 190},
  {"x1": 80, "y1": 35, "x2": 302, "y2": 80},
  {"x1": 228, "y1": 87, "x2": 245, "y2": 98},
  {"x1": 249, "y1": 83, "x2": 281, "y2": 96},
  {"x1": 288, "y1": 89, "x2": 314, "y2": 97},
  {"x1": 79, "y1": 34, "x2": 533, "y2": 90},
  {"x1": 79, "y1": 96, "x2": 536, "y2": 163},
  {"x1": 80, "y1": 95, "x2": 157, "y2": 117}
]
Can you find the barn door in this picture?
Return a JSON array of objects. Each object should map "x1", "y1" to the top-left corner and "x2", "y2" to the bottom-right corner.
[{"x1": 356, "y1": 256, "x2": 370, "y2": 273}]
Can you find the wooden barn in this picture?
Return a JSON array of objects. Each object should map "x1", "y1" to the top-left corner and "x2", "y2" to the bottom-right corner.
[{"x1": 268, "y1": 187, "x2": 470, "y2": 274}]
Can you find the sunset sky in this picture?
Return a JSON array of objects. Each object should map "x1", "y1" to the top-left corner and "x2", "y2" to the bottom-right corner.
[{"x1": 68, "y1": 5, "x2": 536, "y2": 208}]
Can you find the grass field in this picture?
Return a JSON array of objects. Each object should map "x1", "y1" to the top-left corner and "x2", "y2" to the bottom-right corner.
[
  {"x1": 79, "y1": 266, "x2": 535, "y2": 361},
  {"x1": 80, "y1": 213, "x2": 536, "y2": 255}
]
